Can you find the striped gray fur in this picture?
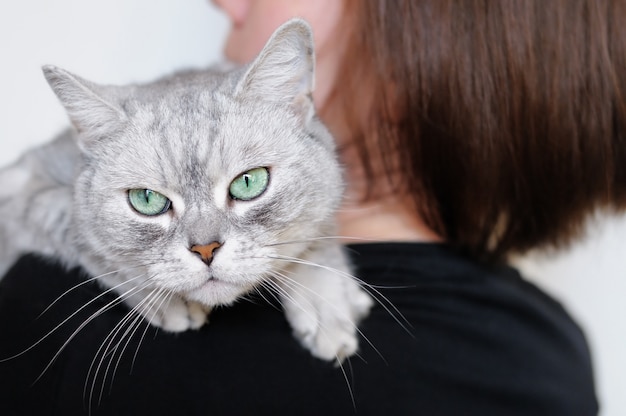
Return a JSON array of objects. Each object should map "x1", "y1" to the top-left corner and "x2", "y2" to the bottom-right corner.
[{"x1": 0, "y1": 20, "x2": 372, "y2": 361}]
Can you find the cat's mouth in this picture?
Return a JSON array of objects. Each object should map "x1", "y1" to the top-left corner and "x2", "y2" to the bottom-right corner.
[
  {"x1": 201, "y1": 276, "x2": 237, "y2": 289},
  {"x1": 185, "y1": 276, "x2": 248, "y2": 306}
]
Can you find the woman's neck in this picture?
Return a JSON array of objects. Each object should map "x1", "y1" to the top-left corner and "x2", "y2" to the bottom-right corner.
[{"x1": 337, "y1": 198, "x2": 442, "y2": 243}]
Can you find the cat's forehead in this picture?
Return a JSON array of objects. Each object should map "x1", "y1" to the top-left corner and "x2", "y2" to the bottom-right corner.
[
  {"x1": 130, "y1": 84, "x2": 299, "y2": 147},
  {"x1": 117, "y1": 92, "x2": 304, "y2": 175}
]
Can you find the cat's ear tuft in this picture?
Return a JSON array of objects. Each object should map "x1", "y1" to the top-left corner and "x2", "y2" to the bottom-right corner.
[
  {"x1": 42, "y1": 65, "x2": 126, "y2": 140},
  {"x1": 235, "y1": 19, "x2": 316, "y2": 123}
]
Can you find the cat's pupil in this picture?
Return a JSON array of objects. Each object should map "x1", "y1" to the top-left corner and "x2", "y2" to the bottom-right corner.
[{"x1": 243, "y1": 175, "x2": 250, "y2": 187}]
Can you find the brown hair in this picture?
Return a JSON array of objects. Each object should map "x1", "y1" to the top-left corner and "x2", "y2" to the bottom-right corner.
[{"x1": 328, "y1": 0, "x2": 626, "y2": 262}]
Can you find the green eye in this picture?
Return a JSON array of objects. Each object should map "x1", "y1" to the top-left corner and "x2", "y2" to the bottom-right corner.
[
  {"x1": 229, "y1": 167, "x2": 269, "y2": 201},
  {"x1": 128, "y1": 189, "x2": 171, "y2": 216}
]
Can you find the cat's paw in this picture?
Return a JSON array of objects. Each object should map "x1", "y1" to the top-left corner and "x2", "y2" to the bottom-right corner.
[
  {"x1": 291, "y1": 310, "x2": 359, "y2": 363},
  {"x1": 283, "y1": 278, "x2": 374, "y2": 363},
  {"x1": 148, "y1": 296, "x2": 211, "y2": 332}
]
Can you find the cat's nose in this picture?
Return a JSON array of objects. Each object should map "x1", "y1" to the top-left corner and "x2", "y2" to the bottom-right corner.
[{"x1": 190, "y1": 241, "x2": 222, "y2": 266}]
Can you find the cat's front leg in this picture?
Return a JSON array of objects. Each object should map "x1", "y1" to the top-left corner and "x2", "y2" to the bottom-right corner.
[
  {"x1": 278, "y1": 244, "x2": 373, "y2": 362},
  {"x1": 0, "y1": 130, "x2": 80, "y2": 277}
]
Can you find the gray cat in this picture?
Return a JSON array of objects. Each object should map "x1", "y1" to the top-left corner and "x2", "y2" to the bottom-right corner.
[{"x1": 0, "y1": 19, "x2": 373, "y2": 362}]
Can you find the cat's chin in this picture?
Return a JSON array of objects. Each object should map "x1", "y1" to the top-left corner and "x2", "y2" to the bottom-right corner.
[{"x1": 184, "y1": 278, "x2": 250, "y2": 306}]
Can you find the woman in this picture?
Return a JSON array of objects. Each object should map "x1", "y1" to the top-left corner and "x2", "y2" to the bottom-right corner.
[{"x1": 1, "y1": 0, "x2": 622, "y2": 414}]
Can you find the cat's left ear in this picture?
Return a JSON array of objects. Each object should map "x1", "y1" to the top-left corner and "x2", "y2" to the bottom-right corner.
[
  {"x1": 234, "y1": 19, "x2": 315, "y2": 123},
  {"x1": 43, "y1": 65, "x2": 127, "y2": 151}
]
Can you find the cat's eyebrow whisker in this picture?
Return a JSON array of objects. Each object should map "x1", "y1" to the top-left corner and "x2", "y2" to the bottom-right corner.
[
  {"x1": 0, "y1": 273, "x2": 153, "y2": 364},
  {"x1": 33, "y1": 277, "x2": 155, "y2": 384},
  {"x1": 268, "y1": 254, "x2": 414, "y2": 338}
]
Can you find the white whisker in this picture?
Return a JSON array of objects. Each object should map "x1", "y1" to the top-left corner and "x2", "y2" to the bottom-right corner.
[
  {"x1": 101, "y1": 288, "x2": 169, "y2": 407},
  {"x1": 269, "y1": 271, "x2": 359, "y2": 404},
  {"x1": 38, "y1": 264, "x2": 150, "y2": 319},
  {"x1": 0, "y1": 272, "x2": 152, "y2": 364},
  {"x1": 336, "y1": 356, "x2": 356, "y2": 410},
  {"x1": 270, "y1": 270, "x2": 379, "y2": 364},
  {"x1": 84, "y1": 284, "x2": 163, "y2": 412},
  {"x1": 243, "y1": 285, "x2": 281, "y2": 311},
  {"x1": 265, "y1": 235, "x2": 376, "y2": 247},
  {"x1": 268, "y1": 254, "x2": 414, "y2": 337},
  {"x1": 33, "y1": 275, "x2": 154, "y2": 385},
  {"x1": 129, "y1": 289, "x2": 172, "y2": 371},
  {"x1": 272, "y1": 270, "x2": 366, "y2": 363}
]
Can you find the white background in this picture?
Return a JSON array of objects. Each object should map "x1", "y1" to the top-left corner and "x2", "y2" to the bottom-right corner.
[{"x1": 1, "y1": 1, "x2": 624, "y2": 414}]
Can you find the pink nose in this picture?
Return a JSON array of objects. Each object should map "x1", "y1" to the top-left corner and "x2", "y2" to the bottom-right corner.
[{"x1": 190, "y1": 242, "x2": 222, "y2": 266}]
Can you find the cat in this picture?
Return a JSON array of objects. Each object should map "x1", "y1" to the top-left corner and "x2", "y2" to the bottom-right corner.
[{"x1": 0, "y1": 19, "x2": 373, "y2": 363}]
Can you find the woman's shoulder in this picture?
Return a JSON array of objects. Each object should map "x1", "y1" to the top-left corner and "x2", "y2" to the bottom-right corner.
[
  {"x1": 347, "y1": 242, "x2": 593, "y2": 362},
  {"x1": 347, "y1": 242, "x2": 582, "y2": 318},
  {"x1": 346, "y1": 242, "x2": 598, "y2": 415}
]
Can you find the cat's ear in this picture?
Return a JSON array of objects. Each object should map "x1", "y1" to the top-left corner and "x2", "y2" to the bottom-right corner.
[
  {"x1": 234, "y1": 19, "x2": 315, "y2": 123},
  {"x1": 42, "y1": 65, "x2": 126, "y2": 141}
]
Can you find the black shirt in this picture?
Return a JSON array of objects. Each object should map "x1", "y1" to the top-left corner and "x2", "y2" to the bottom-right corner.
[{"x1": 0, "y1": 243, "x2": 598, "y2": 415}]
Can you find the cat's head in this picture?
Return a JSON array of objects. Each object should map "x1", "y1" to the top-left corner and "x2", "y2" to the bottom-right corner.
[{"x1": 43, "y1": 19, "x2": 343, "y2": 306}]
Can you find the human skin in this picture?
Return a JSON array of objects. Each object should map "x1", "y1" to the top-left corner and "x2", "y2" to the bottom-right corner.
[{"x1": 212, "y1": 0, "x2": 440, "y2": 243}]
